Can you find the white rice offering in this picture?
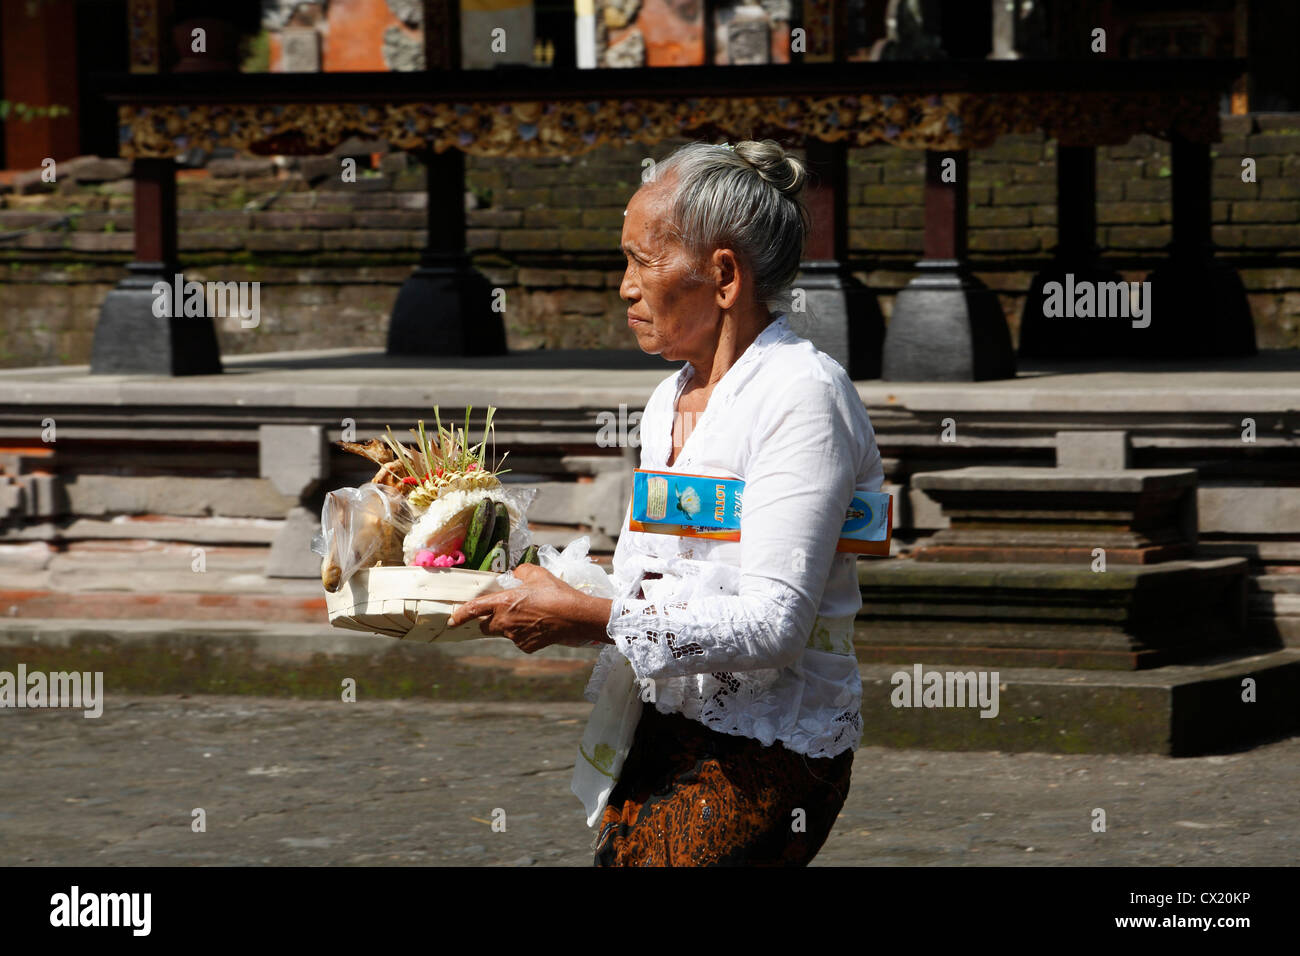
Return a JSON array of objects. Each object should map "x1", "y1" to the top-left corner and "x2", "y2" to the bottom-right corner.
[{"x1": 402, "y1": 486, "x2": 532, "y2": 566}]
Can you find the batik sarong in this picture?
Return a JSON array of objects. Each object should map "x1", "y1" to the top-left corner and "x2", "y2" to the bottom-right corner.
[{"x1": 592, "y1": 702, "x2": 853, "y2": 867}]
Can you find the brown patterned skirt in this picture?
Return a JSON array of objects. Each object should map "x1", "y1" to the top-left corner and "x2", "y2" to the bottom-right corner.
[{"x1": 592, "y1": 702, "x2": 854, "y2": 867}]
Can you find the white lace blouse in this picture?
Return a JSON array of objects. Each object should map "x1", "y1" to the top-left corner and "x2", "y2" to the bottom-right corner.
[{"x1": 585, "y1": 313, "x2": 885, "y2": 758}]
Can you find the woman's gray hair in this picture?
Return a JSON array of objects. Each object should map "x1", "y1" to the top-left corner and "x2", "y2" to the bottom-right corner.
[{"x1": 647, "y1": 139, "x2": 811, "y2": 321}]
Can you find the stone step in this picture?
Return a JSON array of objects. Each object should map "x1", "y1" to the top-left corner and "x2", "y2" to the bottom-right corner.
[
  {"x1": 860, "y1": 649, "x2": 1300, "y2": 756},
  {"x1": 0, "y1": 618, "x2": 600, "y2": 701},
  {"x1": 856, "y1": 557, "x2": 1250, "y2": 669},
  {"x1": 0, "y1": 529, "x2": 614, "y2": 593},
  {"x1": 911, "y1": 466, "x2": 1200, "y2": 564},
  {"x1": 1248, "y1": 592, "x2": 1300, "y2": 646},
  {"x1": 0, "y1": 589, "x2": 327, "y2": 622},
  {"x1": 1198, "y1": 541, "x2": 1300, "y2": 564},
  {"x1": 1, "y1": 618, "x2": 1293, "y2": 757},
  {"x1": 1252, "y1": 574, "x2": 1300, "y2": 594}
]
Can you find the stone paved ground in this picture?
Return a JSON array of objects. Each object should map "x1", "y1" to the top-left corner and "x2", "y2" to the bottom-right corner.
[{"x1": 1, "y1": 696, "x2": 1296, "y2": 867}]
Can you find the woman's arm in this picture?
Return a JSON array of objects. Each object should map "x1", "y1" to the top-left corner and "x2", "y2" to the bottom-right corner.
[
  {"x1": 606, "y1": 374, "x2": 863, "y2": 682},
  {"x1": 447, "y1": 563, "x2": 615, "y2": 650}
]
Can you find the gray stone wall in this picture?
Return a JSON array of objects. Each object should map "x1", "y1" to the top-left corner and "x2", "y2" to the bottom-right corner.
[{"x1": 0, "y1": 114, "x2": 1297, "y2": 368}]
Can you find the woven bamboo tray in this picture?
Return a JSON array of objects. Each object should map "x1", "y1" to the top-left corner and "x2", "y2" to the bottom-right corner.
[{"x1": 325, "y1": 565, "x2": 505, "y2": 643}]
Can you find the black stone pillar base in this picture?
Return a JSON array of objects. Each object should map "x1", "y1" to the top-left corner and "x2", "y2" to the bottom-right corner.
[
  {"x1": 89, "y1": 267, "x2": 223, "y2": 376},
  {"x1": 386, "y1": 254, "x2": 508, "y2": 356},
  {"x1": 791, "y1": 260, "x2": 884, "y2": 379},
  {"x1": 882, "y1": 260, "x2": 1016, "y2": 381},
  {"x1": 1138, "y1": 258, "x2": 1256, "y2": 359},
  {"x1": 1018, "y1": 263, "x2": 1130, "y2": 359}
]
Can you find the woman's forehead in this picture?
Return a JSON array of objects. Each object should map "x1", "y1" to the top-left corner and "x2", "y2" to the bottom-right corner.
[
  {"x1": 631, "y1": 178, "x2": 674, "y2": 213},
  {"x1": 624, "y1": 189, "x2": 672, "y2": 240},
  {"x1": 620, "y1": 220, "x2": 656, "y2": 252}
]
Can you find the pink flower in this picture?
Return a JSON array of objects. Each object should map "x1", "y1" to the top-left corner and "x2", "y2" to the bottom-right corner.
[
  {"x1": 467, "y1": 463, "x2": 478, "y2": 472},
  {"x1": 413, "y1": 549, "x2": 466, "y2": 568}
]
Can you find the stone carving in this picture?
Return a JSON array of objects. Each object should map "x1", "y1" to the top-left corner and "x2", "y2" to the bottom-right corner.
[
  {"x1": 756, "y1": 0, "x2": 791, "y2": 22},
  {"x1": 800, "y1": 0, "x2": 834, "y2": 59},
  {"x1": 260, "y1": 0, "x2": 295, "y2": 30},
  {"x1": 664, "y1": 0, "x2": 700, "y2": 22},
  {"x1": 382, "y1": 24, "x2": 425, "y2": 71},
  {"x1": 727, "y1": 5, "x2": 770, "y2": 65},
  {"x1": 128, "y1": 0, "x2": 162, "y2": 72},
  {"x1": 1014, "y1": 0, "x2": 1051, "y2": 59},
  {"x1": 119, "y1": 88, "x2": 1222, "y2": 160},
  {"x1": 281, "y1": 26, "x2": 321, "y2": 72},
  {"x1": 877, "y1": 0, "x2": 946, "y2": 61},
  {"x1": 605, "y1": 28, "x2": 646, "y2": 67},
  {"x1": 604, "y1": 0, "x2": 641, "y2": 30},
  {"x1": 991, "y1": 0, "x2": 1050, "y2": 60},
  {"x1": 386, "y1": 0, "x2": 423, "y2": 26},
  {"x1": 261, "y1": 0, "x2": 324, "y2": 31}
]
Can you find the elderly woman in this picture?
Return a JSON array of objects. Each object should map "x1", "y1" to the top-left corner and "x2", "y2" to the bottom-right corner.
[{"x1": 448, "y1": 139, "x2": 884, "y2": 866}]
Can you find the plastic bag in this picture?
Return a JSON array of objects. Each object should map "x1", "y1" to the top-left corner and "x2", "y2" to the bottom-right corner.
[
  {"x1": 495, "y1": 533, "x2": 634, "y2": 824},
  {"x1": 499, "y1": 484, "x2": 540, "y2": 568},
  {"x1": 490, "y1": 534, "x2": 636, "y2": 824},
  {"x1": 497, "y1": 534, "x2": 615, "y2": 598},
  {"x1": 311, "y1": 482, "x2": 415, "y2": 592},
  {"x1": 505, "y1": 537, "x2": 635, "y2": 828}
]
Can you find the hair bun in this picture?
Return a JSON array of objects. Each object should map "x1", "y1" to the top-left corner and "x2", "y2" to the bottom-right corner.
[{"x1": 733, "y1": 139, "x2": 807, "y2": 198}]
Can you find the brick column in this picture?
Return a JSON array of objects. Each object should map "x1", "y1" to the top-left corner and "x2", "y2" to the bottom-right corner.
[
  {"x1": 882, "y1": 149, "x2": 1015, "y2": 381},
  {"x1": 797, "y1": 137, "x2": 883, "y2": 378},
  {"x1": 387, "y1": 3, "x2": 504, "y2": 355},
  {"x1": 386, "y1": 148, "x2": 507, "y2": 356},
  {"x1": 1141, "y1": 134, "x2": 1256, "y2": 358},
  {"x1": 90, "y1": 158, "x2": 222, "y2": 375},
  {"x1": 1018, "y1": 145, "x2": 1128, "y2": 358}
]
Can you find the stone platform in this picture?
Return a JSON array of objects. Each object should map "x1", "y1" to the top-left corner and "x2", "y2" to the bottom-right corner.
[
  {"x1": 0, "y1": 607, "x2": 1293, "y2": 757},
  {"x1": 855, "y1": 557, "x2": 1251, "y2": 670},
  {"x1": 912, "y1": 466, "x2": 1199, "y2": 564},
  {"x1": 858, "y1": 650, "x2": 1300, "y2": 757},
  {"x1": 852, "y1": 451, "x2": 1296, "y2": 754},
  {"x1": 0, "y1": 349, "x2": 1296, "y2": 755},
  {"x1": 2, "y1": 346, "x2": 1297, "y2": 562}
]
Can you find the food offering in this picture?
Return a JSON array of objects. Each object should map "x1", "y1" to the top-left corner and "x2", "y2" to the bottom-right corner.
[{"x1": 313, "y1": 407, "x2": 540, "y2": 642}]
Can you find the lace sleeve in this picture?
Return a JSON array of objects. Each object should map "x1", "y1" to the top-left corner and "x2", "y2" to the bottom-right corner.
[{"x1": 606, "y1": 376, "x2": 859, "y2": 682}]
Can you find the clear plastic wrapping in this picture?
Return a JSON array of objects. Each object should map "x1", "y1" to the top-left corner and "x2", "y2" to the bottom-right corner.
[
  {"x1": 312, "y1": 482, "x2": 415, "y2": 592},
  {"x1": 497, "y1": 535, "x2": 616, "y2": 598}
]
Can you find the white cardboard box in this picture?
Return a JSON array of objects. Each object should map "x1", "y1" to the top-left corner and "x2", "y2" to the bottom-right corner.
[{"x1": 325, "y1": 566, "x2": 505, "y2": 643}]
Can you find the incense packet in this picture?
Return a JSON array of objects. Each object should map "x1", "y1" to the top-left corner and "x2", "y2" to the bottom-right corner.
[{"x1": 628, "y1": 468, "x2": 892, "y2": 556}]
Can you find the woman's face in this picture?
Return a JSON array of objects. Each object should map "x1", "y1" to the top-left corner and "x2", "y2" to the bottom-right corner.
[{"x1": 619, "y1": 183, "x2": 721, "y2": 362}]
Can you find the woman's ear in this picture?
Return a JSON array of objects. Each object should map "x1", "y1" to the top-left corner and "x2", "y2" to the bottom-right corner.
[{"x1": 713, "y1": 247, "x2": 742, "y2": 310}]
